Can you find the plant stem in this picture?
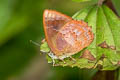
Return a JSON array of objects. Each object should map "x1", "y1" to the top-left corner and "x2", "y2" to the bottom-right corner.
[{"x1": 98, "y1": 0, "x2": 105, "y2": 6}]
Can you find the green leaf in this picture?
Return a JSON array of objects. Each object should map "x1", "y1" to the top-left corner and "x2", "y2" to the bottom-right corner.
[
  {"x1": 102, "y1": 5, "x2": 120, "y2": 51},
  {"x1": 41, "y1": 5, "x2": 120, "y2": 70},
  {"x1": 102, "y1": 58, "x2": 118, "y2": 70},
  {"x1": 72, "y1": 5, "x2": 94, "y2": 20},
  {"x1": 96, "y1": 6, "x2": 120, "y2": 65}
]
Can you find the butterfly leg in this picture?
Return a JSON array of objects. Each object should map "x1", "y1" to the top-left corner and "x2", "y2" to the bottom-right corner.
[
  {"x1": 58, "y1": 58, "x2": 66, "y2": 64},
  {"x1": 52, "y1": 59, "x2": 55, "y2": 66},
  {"x1": 70, "y1": 56, "x2": 76, "y2": 62}
]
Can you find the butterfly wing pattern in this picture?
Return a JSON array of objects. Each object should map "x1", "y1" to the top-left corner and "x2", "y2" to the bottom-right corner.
[{"x1": 43, "y1": 9, "x2": 94, "y2": 60}]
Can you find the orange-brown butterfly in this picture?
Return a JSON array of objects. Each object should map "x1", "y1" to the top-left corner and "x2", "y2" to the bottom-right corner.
[{"x1": 43, "y1": 9, "x2": 94, "y2": 64}]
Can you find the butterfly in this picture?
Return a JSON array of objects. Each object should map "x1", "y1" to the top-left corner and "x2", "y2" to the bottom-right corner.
[{"x1": 42, "y1": 9, "x2": 94, "y2": 65}]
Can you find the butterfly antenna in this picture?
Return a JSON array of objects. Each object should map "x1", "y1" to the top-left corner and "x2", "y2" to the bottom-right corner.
[
  {"x1": 30, "y1": 40, "x2": 40, "y2": 46},
  {"x1": 30, "y1": 40, "x2": 49, "y2": 54}
]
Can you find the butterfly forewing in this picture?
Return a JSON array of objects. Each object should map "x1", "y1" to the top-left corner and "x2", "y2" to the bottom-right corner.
[{"x1": 43, "y1": 10, "x2": 72, "y2": 54}]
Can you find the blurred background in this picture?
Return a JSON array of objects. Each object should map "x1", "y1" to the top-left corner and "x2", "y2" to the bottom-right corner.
[{"x1": 0, "y1": 0, "x2": 120, "y2": 80}]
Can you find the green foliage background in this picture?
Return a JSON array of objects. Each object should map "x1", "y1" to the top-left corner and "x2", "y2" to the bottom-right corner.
[{"x1": 0, "y1": 0, "x2": 120, "y2": 80}]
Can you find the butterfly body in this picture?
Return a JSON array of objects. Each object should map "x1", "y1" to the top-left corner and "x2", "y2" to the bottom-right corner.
[{"x1": 43, "y1": 9, "x2": 94, "y2": 60}]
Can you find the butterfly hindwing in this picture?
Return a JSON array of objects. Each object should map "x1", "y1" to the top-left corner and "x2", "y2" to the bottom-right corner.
[{"x1": 55, "y1": 20, "x2": 94, "y2": 56}]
